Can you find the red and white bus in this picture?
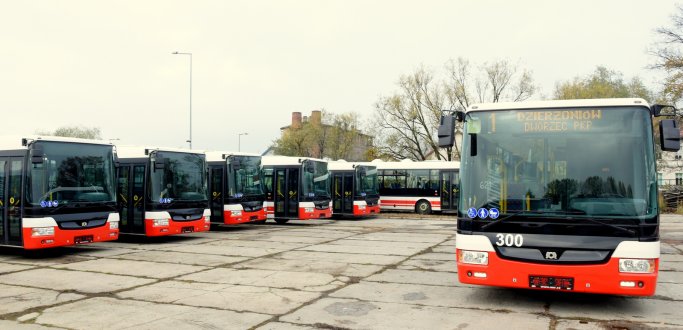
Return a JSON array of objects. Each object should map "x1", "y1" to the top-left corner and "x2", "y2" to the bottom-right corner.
[
  {"x1": 262, "y1": 156, "x2": 332, "y2": 224},
  {"x1": 328, "y1": 161, "x2": 380, "y2": 218},
  {"x1": 115, "y1": 146, "x2": 210, "y2": 236},
  {"x1": 207, "y1": 152, "x2": 266, "y2": 225},
  {"x1": 455, "y1": 98, "x2": 680, "y2": 296},
  {"x1": 374, "y1": 160, "x2": 459, "y2": 214},
  {"x1": 0, "y1": 136, "x2": 119, "y2": 249}
]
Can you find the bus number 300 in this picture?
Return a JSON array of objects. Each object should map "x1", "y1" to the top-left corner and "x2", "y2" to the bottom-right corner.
[{"x1": 495, "y1": 234, "x2": 523, "y2": 247}]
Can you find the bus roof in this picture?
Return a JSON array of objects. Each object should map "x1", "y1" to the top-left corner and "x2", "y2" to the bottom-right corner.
[
  {"x1": 328, "y1": 161, "x2": 376, "y2": 171},
  {"x1": 371, "y1": 159, "x2": 460, "y2": 170},
  {"x1": 0, "y1": 135, "x2": 113, "y2": 151},
  {"x1": 467, "y1": 98, "x2": 651, "y2": 113},
  {"x1": 115, "y1": 145, "x2": 206, "y2": 159},
  {"x1": 262, "y1": 156, "x2": 326, "y2": 166},
  {"x1": 205, "y1": 151, "x2": 260, "y2": 162}
]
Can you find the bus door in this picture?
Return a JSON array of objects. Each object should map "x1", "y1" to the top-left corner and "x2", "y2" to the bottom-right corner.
[
  {"x1": 209, "y1": 166, "x2": 224, "y2": 222},
  {"x1": 117, "y1": 164, "x2": 147, "y2": 234},
  {"x1": 440, "y1": 170, "x2": 459, "y2": 211},
  {"x1": 0, "y1": 157, "x2": 23, "y2": 245},
  {"x1": 343, "y1": 174, "x2": 354, "y2": 214},
  {"x1": 332, "y1": 172, "x2": 354, "y2": 214},
  {"x1": 274, "y1": 168, "x2": 299, "y2": 218}
]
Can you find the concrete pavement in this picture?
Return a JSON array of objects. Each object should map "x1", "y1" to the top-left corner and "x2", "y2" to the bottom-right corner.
[{"x1": 0, "y1": 214, "x2": 680, "y2": 329}]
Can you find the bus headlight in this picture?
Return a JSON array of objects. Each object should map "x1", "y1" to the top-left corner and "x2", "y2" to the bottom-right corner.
[
  {"x1": 31, "y1": 227, "x2": 55, "y2": 237},
  {"x1": 304, "y1": 207, "x2": 314, "y2": 213},
  {"x1": 152, "y1": 219, "x2": 169, "y2": 227},
  {"x1": 231, "y1": 210, "x2": 242, "y2": 216},
  {"x1": 458, "y1": 250, "x2": 488, "y2": 265},
  {"x1": 619, "y1": 259, "x2": 655, "y2": 273},
  {"x1": 109, "y1": 221, "x2": 119, "y2": 230}
]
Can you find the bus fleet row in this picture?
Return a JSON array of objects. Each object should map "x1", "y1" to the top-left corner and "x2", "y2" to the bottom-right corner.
[
  {"x1": 0, "y1": 137, "x2": 458, "y2": 250},
  {"x1": 1, "y1": 98, "x2": 680, "y2": 297}
]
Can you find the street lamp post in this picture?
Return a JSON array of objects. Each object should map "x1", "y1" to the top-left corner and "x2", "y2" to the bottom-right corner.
[
  {"x1": 238, "y1": 132, "x2": 248, "y2": 152},
  {"x1": 172, "y1": 51, "x2": 192, "y2": 149}
]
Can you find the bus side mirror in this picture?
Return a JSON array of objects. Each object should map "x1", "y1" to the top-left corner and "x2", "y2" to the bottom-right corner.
[
  {"x1": 660, "y1": 119, "x2": 681, "y2": 152},
  {"x1": 653, "y1": 104, "x2": 677, "y2": 117},
  {"x1": 438, "y1": 114, "x2": 456, "y2": 148},
  {"x1": 31, "y1": 145, "x2": 44, "y2": 164},
  {"x1": 455, "y1": 111, "x2": 466, "y2": 122},
  {"x1": 153, "y1": 155, "x2": 166, "y2": 170}
]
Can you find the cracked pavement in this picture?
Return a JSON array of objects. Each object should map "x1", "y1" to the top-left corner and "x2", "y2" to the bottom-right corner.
[{"x1": 0, "y1": 214, "x2": 681, "y2": 329}]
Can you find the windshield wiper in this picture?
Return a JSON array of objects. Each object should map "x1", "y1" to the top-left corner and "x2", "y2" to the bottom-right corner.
[
  {"x1": 479, "y1": 210, "x2": 534, "y2": 231},
  {"x1": 479, "y1": 209, "x2": 636, "y2": 236},
  {"x1": 575, "y1": 216, "x2": 637, "y2": 236}
]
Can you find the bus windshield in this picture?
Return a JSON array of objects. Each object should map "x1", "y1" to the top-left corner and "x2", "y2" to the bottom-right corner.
[
  {"x1": 302, "y1": 160, "x2": 330, "y2": 198},
  {"x1": 27, "y1": 141, "x2": 115, "y2": 206},
  {"x1": 150, "y1": 151, "x2": 207, "y2": 202},
  {"x1": 228, "y1": 155, "x2": 264, "y2": 198},
  {"x1": 459, "y1": 107, "x2": 657, "y2": 219},
  {"x1": 357, "y1": 166, "x2": 379, "y2": 196}
]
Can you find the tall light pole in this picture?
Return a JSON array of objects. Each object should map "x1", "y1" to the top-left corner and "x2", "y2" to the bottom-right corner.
[
  {"x1": 172, "y1": 51, "x2": 192, "y2": 149},
  {"x1": 238, "y1": 132, "x2": 248, "y2": 152}
]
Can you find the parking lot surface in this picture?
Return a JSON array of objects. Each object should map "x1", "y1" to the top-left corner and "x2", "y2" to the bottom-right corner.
[{"x1": 0, "y1": 214, "x2": 682, "y2": 329}]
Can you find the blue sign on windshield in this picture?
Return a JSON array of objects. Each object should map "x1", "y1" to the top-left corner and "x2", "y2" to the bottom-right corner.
[
  {"x1": 467, "y1": 207, "x2": 477, "y2": 218},
  {"x1": 40, "y1": 200, "x2": 59, "y2": 208},
  {"x1": 489, "y1": 208, "x2": 499, "y2": 219}
]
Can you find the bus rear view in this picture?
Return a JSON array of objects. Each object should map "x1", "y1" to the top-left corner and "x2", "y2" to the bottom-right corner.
[
  {"x1": 0, "y1": 136, "x2": 120, "y2": 249},
  {"x1": 456, "y1": 98, "x2": 680, "y2": 296}
]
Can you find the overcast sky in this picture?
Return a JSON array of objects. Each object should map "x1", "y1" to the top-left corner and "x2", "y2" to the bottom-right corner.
[{"x1": 1, "y1": 1, "x2": 679, "y2": 153}]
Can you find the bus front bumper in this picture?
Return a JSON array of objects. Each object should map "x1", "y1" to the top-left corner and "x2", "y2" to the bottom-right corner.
[
  {"x1": 456, "y1": 249, "x2": 658, "y2": 296},
  {"x1": 223, "y1": 209, "x2": 266, "y2": 225},
  {"x1": 23, "y1": 225, "x2": 119, "y2": 249},
  {"x1": 299, "y1": 207, "x2": 332, "y2": 220},
  {"x1": 144, "y1": 217, "x2": 210, "y2": 236}
]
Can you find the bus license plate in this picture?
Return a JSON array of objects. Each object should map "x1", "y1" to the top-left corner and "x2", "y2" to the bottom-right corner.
[
  {"x1": 75, "y1": 235, "x2": 93, "y2": 244},
  {"x1": 529, "y1": 276, "x2": 574, "y2": 290},
  {"x1": 182, "y1": 226, "x2": 194, "y2": 233}
]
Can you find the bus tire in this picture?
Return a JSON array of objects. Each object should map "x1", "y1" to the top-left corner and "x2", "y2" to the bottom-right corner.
[
  {"x1": 415, "y1": 200, "x2": 432, "y2": 215},
  {"x1": 275, "y1": 218, "x2": 289, "y2": 224}
]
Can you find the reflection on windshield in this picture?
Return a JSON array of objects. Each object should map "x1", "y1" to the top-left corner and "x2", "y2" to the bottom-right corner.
[
  {"x1": 150, "y1": 151, "x2": 207, "y2": 202},
  {"x1": 28, "y1": 141, "x2": 115, "y2": 205},
  {"x1": 460, "y1": 107, "x2": 656, "y2": 218},
  {"x1": 302, "y1": 160, "x2": 330, "y2": 198},
  {"x1": 356, "y1": 166, "x2": 378, "y2": 196},
  {"x1": 228, "y1": 156, "x2": 264, "y2": 198}
]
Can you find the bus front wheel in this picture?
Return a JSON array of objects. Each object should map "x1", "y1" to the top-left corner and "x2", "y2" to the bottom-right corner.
[
  {"x1": 275, "y1": 219, "x2": 289, "y2": 224},
  {"x1": 415, "y1": 200, "x2": 432, "y2": 215}
]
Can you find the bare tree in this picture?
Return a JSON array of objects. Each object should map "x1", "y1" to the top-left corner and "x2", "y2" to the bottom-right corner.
[
  {"x1": 374, "y1": 58, "x2": 536, "y2": 161},
  {"x1": 651, "y1": 5, "x2": 683, "y2": 103},
  {"x1": 36, "y1": 126, "x2": 102, "y2": 140},
  {"x1": 374, "y1": 66, "x2": 446, "y2": 161}
]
